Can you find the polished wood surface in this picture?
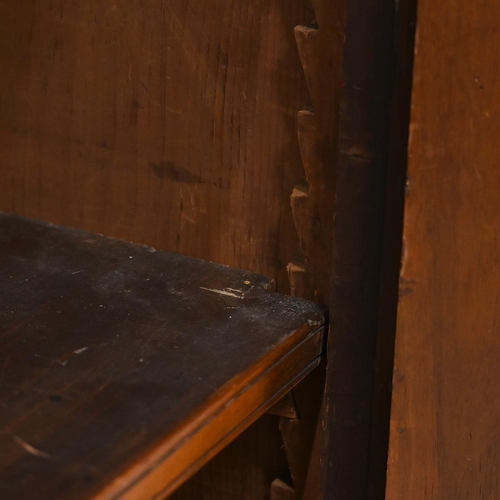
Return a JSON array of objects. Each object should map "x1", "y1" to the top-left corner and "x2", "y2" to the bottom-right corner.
[
  {"x1": 0, "y1": 213, "x2": 324, "y2": 499},
  {"x1": 386, "y1": 0, "x2": 500, "y2": 497}
]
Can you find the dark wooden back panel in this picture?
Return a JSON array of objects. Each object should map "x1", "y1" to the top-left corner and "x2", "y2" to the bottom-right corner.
[
  {"x1": 0, "y1": 0, "x2": 314, "y2": 291},
  {"x1": 387, "y1": 0, "x2": 500, "y2": 497}
]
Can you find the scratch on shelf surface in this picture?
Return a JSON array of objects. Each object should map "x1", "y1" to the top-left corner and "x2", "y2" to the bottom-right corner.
[
  {"x1": 199, "y1": 287, "x2": 245, "y2": 299},
  {"x1": 74, "y1": 347, "x2": 89, "y2": 355},
  {"x1": 13, "y1": 435, "x2": 52, "y2": 459}
]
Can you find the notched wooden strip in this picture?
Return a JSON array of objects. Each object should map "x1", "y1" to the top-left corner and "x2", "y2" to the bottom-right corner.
[
  {"x1": 287, "y1": 261, "x2": 317, "y2": 301},
  {"x1": 267, "y1": 391, "x2": 299, "y2": 419},
  {"x1": 297, "y1": 110, "x2": 329, "y2": 203},
  {"x1": 290, "y1": 184, "x2": 316, "y2": 267},
  {"x1": 270, "y1": 478, "x2": 297, "y2": 500},
  {"x1": 294, "y1": 25, "x2": 322, "y2": 112}
]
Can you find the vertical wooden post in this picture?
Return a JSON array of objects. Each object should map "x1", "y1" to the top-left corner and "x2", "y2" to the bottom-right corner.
[
  {"x1": 304, "y1": 0, "x2": 402, "y2": 498},
  {"x1": 275, "y1": 2, "x2": 344, "y2": 498}
]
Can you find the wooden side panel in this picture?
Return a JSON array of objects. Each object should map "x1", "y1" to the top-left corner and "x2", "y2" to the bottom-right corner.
[
  {"x1": 387, "y1": 0, "x2": 500, "y2": 498},
  {"x1": 0, "y1": 0, "x2": 313, "y2": 292}
]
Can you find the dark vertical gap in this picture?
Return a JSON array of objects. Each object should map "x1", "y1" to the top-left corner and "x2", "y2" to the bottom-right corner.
[{"x1": 367, "y1": 0, "x2": 418, "y2": 498}]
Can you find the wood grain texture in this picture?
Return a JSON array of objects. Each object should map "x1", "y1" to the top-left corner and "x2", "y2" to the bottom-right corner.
[
  {"x1": 304, "y1": 0, "x2": 398, "y2": 497},
  {"x1": 0, "y1": 2, "x2": 330, "y2": 497},
  {"x1": 0, "y1": 213, "x2": 324, "y2": 499},
  {"x1": 268, "y1": 392, "x2": 299, "y2": 419},
  {"x1": 0, "y1": 0, "x2": 313, "y2": 294},
  {"x1": 287, "y1": 261, "x2": 316, "y2": 302},
  {"x1": 270, "y1": 479, "x2": 297, "y2": 500},
  {"x1": 282, "y1": 1, "x2": 344, "y2": 496},
  {"x1": 278, "y1": 362, "x2": 325, "y2": 498},
  {"x1": 171, "y1": 414, "x2": 290, "y2": 500},
  {"x1": 288, "y1": 0, "x2": 341, "y2": 303},
  {"x1": 386, "y1": 0, "x2": 500, "y2": 498},
  {"x1": 367, "y1": 0, "x2": 417, "y2": 497}
]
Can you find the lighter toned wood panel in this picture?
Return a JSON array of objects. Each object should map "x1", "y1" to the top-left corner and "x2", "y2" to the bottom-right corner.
[
  {"x1": 387, "y1": 0, "x2": 500, "y2": 498},
  {"x1": 0, "y1": 0, "x2": 311, "y2": 291}
]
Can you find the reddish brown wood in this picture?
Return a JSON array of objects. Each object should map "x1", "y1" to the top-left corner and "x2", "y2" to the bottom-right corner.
[
  {"x1": 268, "y1": 392, "x2": 299, "y2": 420},
  {"x1": 270, "y1": 479, "x2": 297, "y2": 500},
  {"x1": 304, "y1": 0, "x2": 399, "y2": 497},
  {"x1": 279, "y1": 362, "x2": 326, "y2": 498},
  {"x1": 283, "y1": 1, "x2": 344, "y2": 497},
  {"x1": 0, "y1": 213, "x2": 324, "y2": 499},
  {"x1": 289, "y1": 8, "x2": 340, "y2": 302},
  {"x1": 294, "y1": 26, "x2": 322, "y2": 111},
  {"x1": 367, "y1": 0, "x2": 417, "y2": 497},
  {"x1": 0, "y1": 2, "x2": 327, "y2": 497},
  {"x1": 287, "y1": 261, "x2": 316, "y2": 302},
  {"x1": 0, "y1": 0, "x2": 311, "y2": 294},
  {"x1": 386, "y1": 0, "x2": 500, "y2": 497},
  {"x1": 171, "y1": 414, "x2": 289, "y2": 500}
]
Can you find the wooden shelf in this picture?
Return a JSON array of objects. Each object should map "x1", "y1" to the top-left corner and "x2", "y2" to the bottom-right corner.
[{"x1": 0, "y1": 213, "x2": 324, "y2": 499}]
